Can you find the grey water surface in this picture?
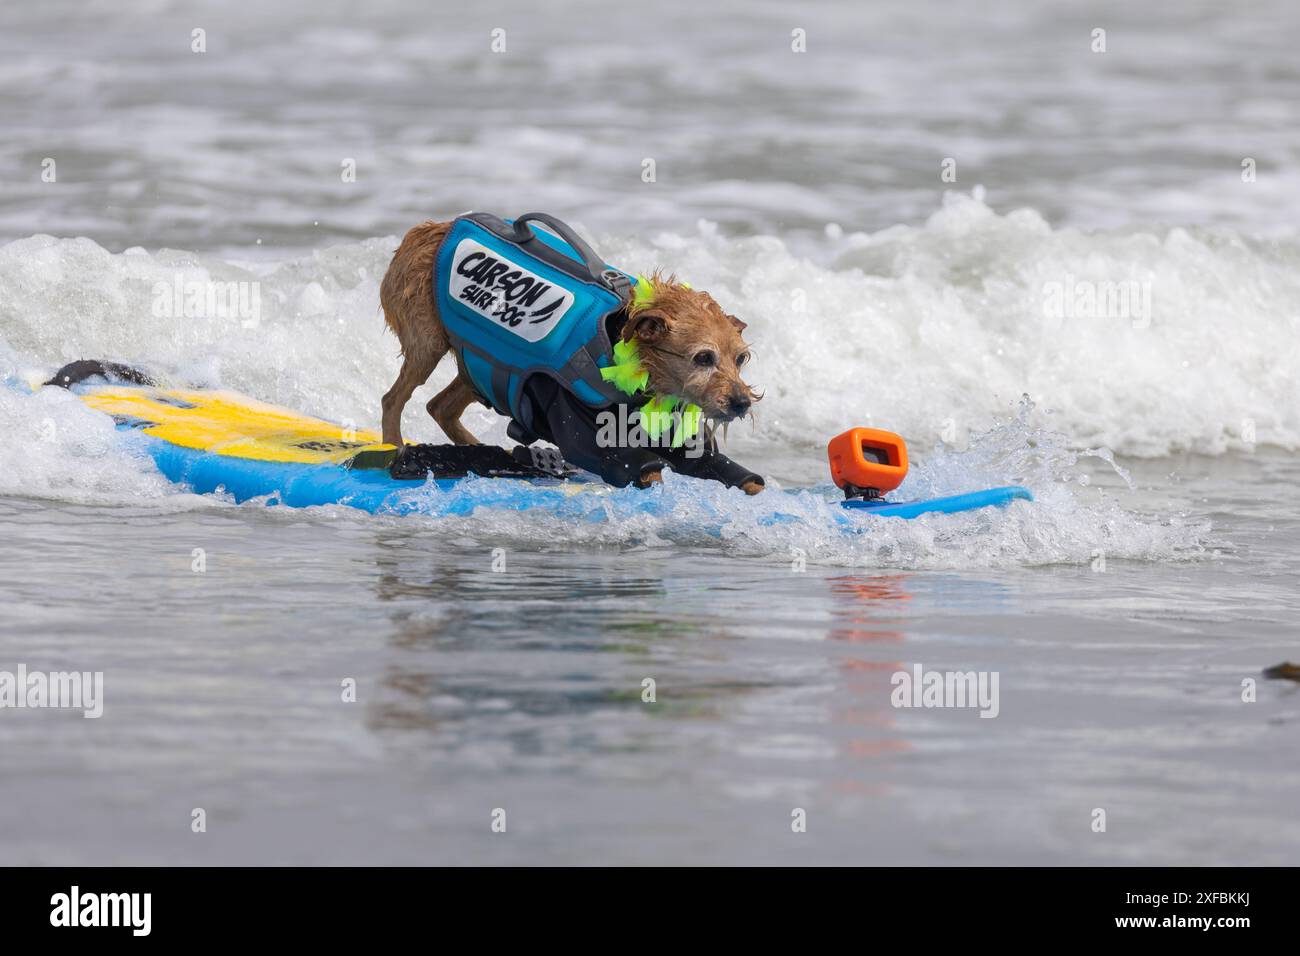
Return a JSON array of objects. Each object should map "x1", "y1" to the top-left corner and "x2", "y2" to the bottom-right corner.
[{"x1": 2, "y1": 453, "x2": 1298, "y2": 865}]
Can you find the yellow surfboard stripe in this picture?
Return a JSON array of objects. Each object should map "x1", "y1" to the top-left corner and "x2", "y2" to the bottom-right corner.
[{"x1": 80, "y1": 386, "x2": 395, "y2": 465}]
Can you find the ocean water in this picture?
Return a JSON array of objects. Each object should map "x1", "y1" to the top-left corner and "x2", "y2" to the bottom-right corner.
[{"x1": 1, "y1": 0, "x2": 1299, "y2": 865}]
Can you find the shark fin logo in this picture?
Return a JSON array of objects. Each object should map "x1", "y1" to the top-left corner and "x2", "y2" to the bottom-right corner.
[{"x1": 448, "y1": 239, "x2": 575, "y2": 342}]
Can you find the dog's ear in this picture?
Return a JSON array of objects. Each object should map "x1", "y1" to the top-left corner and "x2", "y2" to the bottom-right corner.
[
  {"x1": 623, "y1": 310, "x2": 669, "y2": 344},
  {"x1": 727, "y1": 314, "x2": 748, "y2": 334}
]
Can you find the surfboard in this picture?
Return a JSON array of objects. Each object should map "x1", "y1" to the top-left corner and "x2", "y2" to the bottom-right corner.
[{"x1": 53, "y1": 364, "x2": 1032, "y2": 520}]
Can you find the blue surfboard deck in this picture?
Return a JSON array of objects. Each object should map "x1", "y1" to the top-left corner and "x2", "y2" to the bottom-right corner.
[
  {"x1": 22, "y1": 372, "x2": 1033, "y2": 524},
  {"x1": 126, "y1": 429, "x2": 1032, "y2": 523},
  {"x1": 842, "y1": 486, "x2": 1032, "y2": 518}
]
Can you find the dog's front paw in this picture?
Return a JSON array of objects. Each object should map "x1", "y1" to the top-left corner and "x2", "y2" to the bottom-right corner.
[
  {"x1": 637, "y1": 469, "x2": 663, "y2": 489},
  {"x1": 740, "y1": 479, "x2": 764, "y2": 496}
]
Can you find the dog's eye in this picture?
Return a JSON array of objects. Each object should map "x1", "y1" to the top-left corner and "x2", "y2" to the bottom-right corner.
[
  {"x1": 693, "y1": 350, "x2": 717, "y2": 368},
  {"x1": 736, "y1": 352, "x2": 750, "y2": 368}
]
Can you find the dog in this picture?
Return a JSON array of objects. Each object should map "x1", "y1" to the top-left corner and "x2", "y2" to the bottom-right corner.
[{"x1": 378, "y1": 214, "x2": 764, "y2": 494}]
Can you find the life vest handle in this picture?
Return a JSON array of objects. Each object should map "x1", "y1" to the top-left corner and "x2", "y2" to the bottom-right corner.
[{"x1": 511, "y1": 212, "x2": 632, "y2": 303}]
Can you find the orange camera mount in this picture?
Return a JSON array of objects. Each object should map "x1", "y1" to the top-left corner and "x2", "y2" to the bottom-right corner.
[{"x1": 827, "y1": 428, "x2": 909, "y2": 500}]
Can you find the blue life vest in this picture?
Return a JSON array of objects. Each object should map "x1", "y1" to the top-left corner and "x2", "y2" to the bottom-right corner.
[{"x1": 433, "y1": 212, "x2": 637, "y2": 433}]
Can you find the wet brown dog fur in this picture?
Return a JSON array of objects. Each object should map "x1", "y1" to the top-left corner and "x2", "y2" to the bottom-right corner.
[{"x1": 379, "y1": 221, "x2": 763, "y2": 493}]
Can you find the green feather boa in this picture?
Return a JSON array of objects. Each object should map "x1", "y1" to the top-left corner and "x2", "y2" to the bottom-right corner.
[{"x1": 600, "y1": 338, "x2": 702, "y2": 449}]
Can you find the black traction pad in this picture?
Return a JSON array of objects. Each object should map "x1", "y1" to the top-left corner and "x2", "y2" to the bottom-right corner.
[{"x1": 381, "y1": 443, "x2": 579, "y2": 481}]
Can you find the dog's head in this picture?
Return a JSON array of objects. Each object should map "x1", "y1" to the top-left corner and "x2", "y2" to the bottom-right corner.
[{"x1": 621, "y1": 272, "x2": 759, "y2": 422}]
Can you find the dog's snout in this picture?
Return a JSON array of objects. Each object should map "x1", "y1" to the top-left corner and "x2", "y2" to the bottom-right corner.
[{"x1": 727, "y1": 390, "x2": 752, "y2": 417}]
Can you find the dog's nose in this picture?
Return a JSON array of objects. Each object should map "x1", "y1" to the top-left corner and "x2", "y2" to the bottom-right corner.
[{"x1": 728, "y1": 395, "x2": 751, "y2": 417}]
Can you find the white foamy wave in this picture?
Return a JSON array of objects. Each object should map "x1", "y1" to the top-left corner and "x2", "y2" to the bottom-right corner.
[
  {"x1": 604, "y1": 193, "x2": 1300, "y2": 459},
  {"x1": 270, "y1": 415, "x2": 1210, "y2": 571},
  {"x1": 4, "y1": 197, "x2": 1298, "y2": 461},
  {"x1": 0, "y1": 370, "x2": 180, "y2": 505}
]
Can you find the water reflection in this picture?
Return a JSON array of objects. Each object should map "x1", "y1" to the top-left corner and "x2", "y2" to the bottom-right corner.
[
  {"x1": 825, "y1": 574, "x2": 915, "y2": 774},
  {"x1": 827, "y1": 573, "x2": 912, "y2": 645},
  {"x1": 363, "y1": 537, "x2": 782, "y2": 758}
]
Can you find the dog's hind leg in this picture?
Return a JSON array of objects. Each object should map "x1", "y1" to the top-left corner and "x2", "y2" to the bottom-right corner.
[
  {"x1": 427, "y1": 374, "x2": 481, "y2": 445},
  {"x1": 379, "y1": 218, "x2": 457, "y2": 446},
  {"x1": 381, "y1": 343, "x2": 441, "y2": 446}
]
